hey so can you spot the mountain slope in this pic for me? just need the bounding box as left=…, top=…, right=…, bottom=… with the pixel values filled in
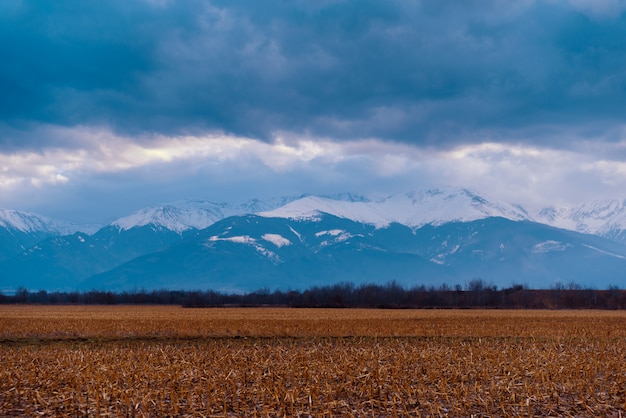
left=82, top=214, right=446, bottom=292
left=0, top=225, right=185, bottom=291
left=81, top=214, right=626, bottom=292
left=405, top=218, right=626, bottom=289
left=110, top=196, right=306, bottom=233
left=0, top=196, right=307, bottom=291
left=0, top=208, right=92, bottom=235
left=112, top=202, right=231, bottom=234
left=0, top=209, right=96, bottom=263
left=261, top=187, right=531, bottom=228
left=4, top=187, right=626, bottom=293
left=536, top=199, right=626, bottom=244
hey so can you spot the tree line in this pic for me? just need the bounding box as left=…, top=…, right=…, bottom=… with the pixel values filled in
left=2, top=280, right=626, bottom=309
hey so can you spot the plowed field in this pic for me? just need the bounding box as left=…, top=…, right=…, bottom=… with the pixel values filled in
left=1, top=306, right=625, bottom=416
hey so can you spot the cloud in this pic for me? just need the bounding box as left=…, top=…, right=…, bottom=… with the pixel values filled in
left=3, top=1, right=626, bottom=222
left=0, top=126, right=424, bottom=192
left=1, top=125, right=626, bottom=223
left=1, top=0, right=626, bottom=150
left=568, top=0, right=626, bottom=18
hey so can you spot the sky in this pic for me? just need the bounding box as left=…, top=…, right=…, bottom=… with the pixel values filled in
left=2, top=0, right=626, bottom=223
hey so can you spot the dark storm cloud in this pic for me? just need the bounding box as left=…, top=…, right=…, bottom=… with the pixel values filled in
left=2, top=0, right=626, bottom=148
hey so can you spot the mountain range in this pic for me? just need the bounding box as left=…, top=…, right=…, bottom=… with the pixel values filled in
left=2, top=186, right=626, bottom=293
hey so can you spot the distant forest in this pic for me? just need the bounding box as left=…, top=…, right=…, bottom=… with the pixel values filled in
left=2, top=280, right=626, bottom=309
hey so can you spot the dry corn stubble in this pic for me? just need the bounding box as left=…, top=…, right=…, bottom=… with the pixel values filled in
left=1, top=306, right=626, bottom=416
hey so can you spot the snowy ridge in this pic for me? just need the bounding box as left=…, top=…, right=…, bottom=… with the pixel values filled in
left=110, top=192, right=626, bottom=241
left=112, top=201, right=228, bottom=234
left=259, top=196, right=380, bottom=224
left=261, top=187, right=532, bottom=228
left=536, top=199, right=626, bottom=240
left=11, top=187, right=626, bottom=242
left=0, top=208, right=91, bottom=235
left=111, top=196, right=305, bottom=233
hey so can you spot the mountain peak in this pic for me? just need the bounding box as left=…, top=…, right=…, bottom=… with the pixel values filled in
left=0, top=208, right=89, bottom=235
left=110, top=196, right=305, bottom=234
left=111, top=201, right=227, bottom=234
left=535, top=198, right=626, bottom=236
left=261, top=187, right=532, bottom=227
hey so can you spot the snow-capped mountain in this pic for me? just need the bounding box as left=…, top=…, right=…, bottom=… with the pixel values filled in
left=82, top=214, right=445, bottom=292
left=0, top=208, right=98, bottom=264
left=261, top=187, right=532, bottom=228
left=111, top=196, right=307, bottom=234
left=101, top=189, right=626, bottom=244
left=5, top=186, right=626, bottom=293
left=0, top=208, right=93, bottom=235
left=8, top=187, right=626, bottom=242
left=81, top=214, right=626, bottom=292
left=112, top=201, right=232, bottom=234
left=536, top=199, right=626, bottom=243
